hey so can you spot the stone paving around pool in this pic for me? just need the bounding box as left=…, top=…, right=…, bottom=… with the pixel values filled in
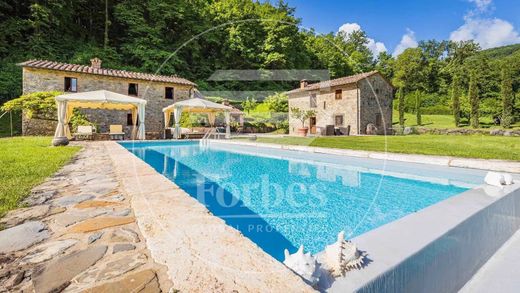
left=0, top=142, right=171, bottom=292
left=1, top=141, right=314, bottom=292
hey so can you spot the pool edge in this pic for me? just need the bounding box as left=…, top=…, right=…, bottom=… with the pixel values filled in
left=103, top=141, right=315, bottom=292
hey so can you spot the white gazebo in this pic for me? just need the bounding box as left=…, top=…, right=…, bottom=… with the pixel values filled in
left=162, top=97, right=233, bottom=139
left=53, top=90, right=147, bottom=145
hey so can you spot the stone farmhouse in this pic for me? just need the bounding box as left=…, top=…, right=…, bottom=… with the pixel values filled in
left=287, top=71, right=394, bottom=135
left=19, top=58, right=196, bottom=138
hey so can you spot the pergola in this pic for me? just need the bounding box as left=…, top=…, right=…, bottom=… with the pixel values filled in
left=53, top=90, right=147, bottom=144
left=162, top=97, right=233, bottom=139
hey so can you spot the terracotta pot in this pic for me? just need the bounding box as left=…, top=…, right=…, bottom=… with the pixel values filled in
left=297, top=127, right=309, bottom=137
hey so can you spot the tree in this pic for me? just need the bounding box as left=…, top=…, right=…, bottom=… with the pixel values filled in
left=415, top=90, right=422, bottom=126
left=375, top=52, right=395, bottom=80
left=501, top=66, right=514, bottom=128
left=290, top=107, right=316, bottom=128
left=264, top=92, right=288, bottom=113
left=451, top=73, right=462, bottom=127
left=392, top=48, right=427, bottom=92
left=397, top=88, right=405, bottom=126
left=468, top=71, right=480, bottom=128
left=241, top=97, right=258, bottom=114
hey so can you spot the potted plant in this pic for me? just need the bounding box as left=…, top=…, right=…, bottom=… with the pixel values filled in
left=290, top=107, right=316, bottom=137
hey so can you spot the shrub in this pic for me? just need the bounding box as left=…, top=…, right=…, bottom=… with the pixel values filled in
left=1, top=91, right=60, bottom=119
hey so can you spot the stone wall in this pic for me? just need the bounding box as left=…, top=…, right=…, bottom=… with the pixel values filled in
left=288, top=84, right=359, bottom=135
left=22, top=67, right=194, bottom=136
left=22, top=113, right=57, bottom=136
left=288, top=74, right=393, bottom=135
left=358, top=74, right=394, bottom=135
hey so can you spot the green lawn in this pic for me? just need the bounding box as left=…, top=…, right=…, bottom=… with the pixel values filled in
left=0, top=137, right=80, bottom=217
left=240, top=135, right=520, bottom=161
left=0, top=111, right=22, bottom=137
left=392, top=111, right=520, bottom=130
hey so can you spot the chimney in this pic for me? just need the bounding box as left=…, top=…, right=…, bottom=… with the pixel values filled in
left=300, top=79, right=308, bottom=89
left=90, top=57, right=102, bottom=69
left=222, top=99, right=230, bottom=106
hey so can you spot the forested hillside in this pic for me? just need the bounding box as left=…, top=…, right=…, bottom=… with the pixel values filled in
left=0, top=0, right=519, bottom=126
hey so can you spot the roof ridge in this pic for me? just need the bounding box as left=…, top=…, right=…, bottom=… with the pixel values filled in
left=18, top=59, right=196, bottom=86
left=287, top=70, right=385, bottom=94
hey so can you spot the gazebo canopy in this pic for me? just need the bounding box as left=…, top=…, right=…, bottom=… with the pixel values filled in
left=162, top=97, right=232, bottom=113
left=55, top=90, right=146, bottom=110
left=54, top=90, right=147, bottom=140
left=162, top=96, right=233, bottom=139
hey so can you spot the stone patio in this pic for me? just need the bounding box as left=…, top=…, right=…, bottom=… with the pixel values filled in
left=0, top=141, right=314, bottom=292
left=0, top=142, right=171, bottom=292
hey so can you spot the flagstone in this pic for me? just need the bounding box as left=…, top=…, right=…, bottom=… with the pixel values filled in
left=0, top=205, right=50, bottom=228
left=112, top=243, right=136, bottom=254
left=74, top=200, right=121, bottom=209
left=82, top=269, right=160, bottom=293
left=20, top=239, right=78, bottom=265
left=32, top=246, right=107, bottom=293
left=53, top=209, right=108, bottom=227
left=53, top=194, right=95, bottom=207
left=110, top=227, right=140, bottom=243
left=67, top=217, right=135, bottom=233
left=0, top=221, right=50, bottom=254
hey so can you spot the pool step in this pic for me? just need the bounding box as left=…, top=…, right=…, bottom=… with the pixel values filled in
left=460, top=230, right=520, bottom=293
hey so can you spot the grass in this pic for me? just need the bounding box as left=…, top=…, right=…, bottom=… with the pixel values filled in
left=0, top=137, right=80, bottom=217
left=238, top=135, right=520, bottom=161
left=0, top=111, right=22, bottom=137
left=392, top=111, right=520, bottom=130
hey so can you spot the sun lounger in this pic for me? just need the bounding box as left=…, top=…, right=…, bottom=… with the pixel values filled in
left=109, top=125, right=125, bottom=140
left=73, top=125, right=94, bottom=140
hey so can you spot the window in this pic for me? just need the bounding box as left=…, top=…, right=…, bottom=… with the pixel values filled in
left=310, top=94, right=317, bottom=108
left=375, top=113, right=382, bottom=127
left=334, top=115, right=344, bottom=126
left=323, top=101, right=326, bottom=110
left=165, top=87, right=174, bottom=100
left=64, top=77, right=77, bottom=92
left=335, top=89, right=342, bottom=100
left=127, top=113, right=139, bottom=126
left=128, top=83, right=138, bottom=96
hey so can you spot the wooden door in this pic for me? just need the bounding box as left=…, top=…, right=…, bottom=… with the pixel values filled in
left=309, top=117, right=317, bottom=134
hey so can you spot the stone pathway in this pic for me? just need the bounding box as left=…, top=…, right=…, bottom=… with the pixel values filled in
left=0, top=143, right=171, bottom=292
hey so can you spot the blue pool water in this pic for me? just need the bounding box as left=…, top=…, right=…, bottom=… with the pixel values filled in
left=120, top=141, right=474, bottom=261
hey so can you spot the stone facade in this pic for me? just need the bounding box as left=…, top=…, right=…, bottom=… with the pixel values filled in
left=289, top=74, right=394, bottom=134
left=22, top=67, right=195, bottom=137
left=288, top=73, right=393, bottom=135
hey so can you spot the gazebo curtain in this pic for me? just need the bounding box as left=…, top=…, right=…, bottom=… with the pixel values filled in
left=131, top=107, right=138, bottom=139
left=137, top=104, right=146, bottom=140
left=207, top=112, right=216, bottom=126
left=54, top=90, right=147, bottom=141
left=224, top=111, right=231, bottom=139
left=174, top=106, right=183, bottom=139
left=55, top=101, right=67, bottom=138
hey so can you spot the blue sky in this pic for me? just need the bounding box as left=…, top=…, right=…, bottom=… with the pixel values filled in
left=284, top=0, right=520, bottom=55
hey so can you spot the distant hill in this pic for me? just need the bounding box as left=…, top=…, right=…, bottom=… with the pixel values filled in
left=478, top=43, right=520, bottom=59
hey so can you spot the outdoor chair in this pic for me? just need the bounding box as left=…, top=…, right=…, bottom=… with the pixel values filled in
left=73, top=125, right=94, bottom=140
left=109, top=125, right=125, bottom=140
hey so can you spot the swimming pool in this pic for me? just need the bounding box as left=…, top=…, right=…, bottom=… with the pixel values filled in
left=120, top=140, right=482, bottom=261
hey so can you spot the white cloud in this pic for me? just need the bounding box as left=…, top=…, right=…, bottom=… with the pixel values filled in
left=338, top=22, right=387, bottom=56
left=450, top=18, right=520, bottom=49
left=467, top=0, right=493, bottom=12
left=449, top=0, right=519, bottom=49
left=392, top=29, right=418, bottom=56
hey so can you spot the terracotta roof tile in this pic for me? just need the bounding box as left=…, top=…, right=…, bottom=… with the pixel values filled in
left=287, top=71, right=386, bottom=94
left=19, top=59, right=196, bottom=86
